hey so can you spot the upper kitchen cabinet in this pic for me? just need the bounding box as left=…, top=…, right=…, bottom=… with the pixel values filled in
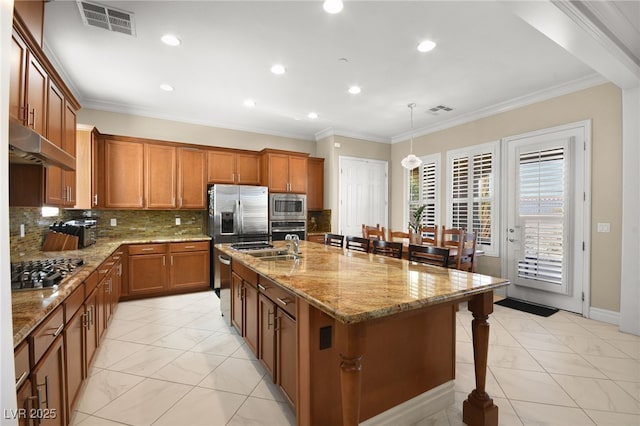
left=103, top=138, right=145, bottom=209
left=207, top=149, right=260, bottom=185
left=260, top=149, right=308, bottom=194
left=307, top=157, right=324, bottom=211
left=178, top=147, right=207, bottom=209
left=13, top=0, right=44, bottom=47
left=98, top=135, right=207, bottom=210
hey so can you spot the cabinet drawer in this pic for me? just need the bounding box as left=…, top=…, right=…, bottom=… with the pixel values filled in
left=258, top=276, right=297, bottom=318
left=97, top=260, right=116, bottom=281
left=85, top=270, right=99, bottom=295
left=14, top=341, right=29, bottom=389
left=64, top=283, right=85, bottom=323
left=31, top=305, right=64, bottom=366
left=169, top=241, right=209, bottom=253
left=232, top=261, right=258, bottom=287
left=128, top=243, right=168, bottom=256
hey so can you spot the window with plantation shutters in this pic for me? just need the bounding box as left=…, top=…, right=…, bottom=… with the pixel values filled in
left=446, top=142, right=499, bottom=256
left=408, top=154, right=440, bottom=231
left=517, top=147, right=565, bottom=284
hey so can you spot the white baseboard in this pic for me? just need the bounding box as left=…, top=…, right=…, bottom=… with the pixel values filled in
left=588, top=307, right=620, bottom=326
left=360, top=381, right=454, bottom=426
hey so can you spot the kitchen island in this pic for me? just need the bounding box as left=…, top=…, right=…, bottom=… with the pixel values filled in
left=217, top=240, right=509, bottom=426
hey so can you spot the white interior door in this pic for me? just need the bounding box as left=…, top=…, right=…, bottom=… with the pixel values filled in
left=339, top=156, right=388, bottom=237
left=504, top=123, right=589, bottom=314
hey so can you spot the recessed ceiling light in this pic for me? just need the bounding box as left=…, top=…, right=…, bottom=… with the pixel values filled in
left=244, top=99, right=256, bottom=107
left=161, top=34, right=181, bottom=46
left=348, top=86, right=361, bottom=95
left=323, top=0, right=343, bottom=14
left=417, top=40, right=437, bottom=53
left=270, top=64, right=286, bottom=75
left=159, top=83, right=174, bottom=92
left=308, top=112, right=318, bottom=119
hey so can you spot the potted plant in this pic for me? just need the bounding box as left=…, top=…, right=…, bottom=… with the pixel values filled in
left=409, top=204, right=427, bottom=243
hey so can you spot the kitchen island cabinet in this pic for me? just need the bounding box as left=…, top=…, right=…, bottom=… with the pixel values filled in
left=218, top=241, right=509, bottom=426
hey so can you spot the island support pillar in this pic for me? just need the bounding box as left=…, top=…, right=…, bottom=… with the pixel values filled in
left=463, top=291, right=498, bottom=426
left=336, top=321, right=366, bottom=426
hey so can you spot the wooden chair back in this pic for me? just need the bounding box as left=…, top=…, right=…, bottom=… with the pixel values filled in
left=388, top=229, right=410, bottom=244
left=362, top=224, right=381, bottom=239
left=324, top=233, right=345, bottom=248
left=371, top=240, right=403, bottom=259
left=417, top=225, right=439, bottom=246
left=442, top=228, right=464, bottom=267
left=367, top=227, right=386, bottom=241
left=345, top=235, right=371, bottom=253
left=456, top=231, right=477, bottom=272
left=408, top=244, right=450, bottom=267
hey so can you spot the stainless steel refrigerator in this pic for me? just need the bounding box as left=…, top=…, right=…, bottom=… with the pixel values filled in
left=208, top=184, right=269, bottom=319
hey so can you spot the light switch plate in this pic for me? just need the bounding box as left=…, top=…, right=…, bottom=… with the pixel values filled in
left=175, top=217, right=181, bottom=225
left=20, top=224, right=25, bottom=238
left=110, top=218, right=117, bottom=226
left=597, top=222, right=610, bottom=233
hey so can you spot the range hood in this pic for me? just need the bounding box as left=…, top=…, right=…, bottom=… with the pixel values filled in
left=9, top=120, right=76, bottom=171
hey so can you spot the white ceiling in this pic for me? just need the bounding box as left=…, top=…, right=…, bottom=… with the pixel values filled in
left=42, top=0, right=601, bottom=142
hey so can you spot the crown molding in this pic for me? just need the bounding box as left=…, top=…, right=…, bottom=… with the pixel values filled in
left=391, top=73, right=606, bottom=143
left=314, top=128, right=390, bottom=144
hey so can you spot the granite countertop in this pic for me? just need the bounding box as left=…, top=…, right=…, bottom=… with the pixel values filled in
left=217, top=240, right=509, bottom=325
left=12, top=235, right=210, bottom=347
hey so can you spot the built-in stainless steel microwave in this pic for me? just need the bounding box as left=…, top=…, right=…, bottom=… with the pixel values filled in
left=269, top=193, right=306, bottom=220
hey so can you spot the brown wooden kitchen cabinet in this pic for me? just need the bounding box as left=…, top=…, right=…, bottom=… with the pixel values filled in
left=168, top=241, right=210, bottom=292
left=307, top=157, right=324, bottom=210
left=207, top=149, right=260, bottom=185
left=13, top=0, right=45, bottom=47
left=260, top=150, right=308, bottom=193
left=127, top=244, right=168, bottom=296
left=84, top=272, right=100, bottom=373
left=146, top=143, right=177, bottom=209
left=231, top=262, right=259, bottom=355
left=64, top=283, right=85, bottom=418
left=258, top=294, right=276, bottom=378
left=177, top=147, right=207, bottom=209
left=104, top=138, right=145, bottom=208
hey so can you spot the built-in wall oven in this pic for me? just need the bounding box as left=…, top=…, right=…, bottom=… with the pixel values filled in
left=269, top=193, right=306, bottom=241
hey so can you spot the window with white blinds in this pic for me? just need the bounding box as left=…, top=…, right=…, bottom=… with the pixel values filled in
left=408, top=154, right=440, bottom=231
left=517, top=148, right=565, bottom=284
left=446, top=142, right=499, bottom=256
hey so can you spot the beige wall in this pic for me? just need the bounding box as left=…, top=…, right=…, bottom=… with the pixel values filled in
left=390, top=83, right=623, bottom=311
left=77, top=109, right=315, bottom=154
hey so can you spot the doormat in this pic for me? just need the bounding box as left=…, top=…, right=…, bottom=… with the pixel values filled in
left=494, top=298, right=558, bottom=317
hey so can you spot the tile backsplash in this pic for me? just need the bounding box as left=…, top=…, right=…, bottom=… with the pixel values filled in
left=9, top=208, right=205, bottom=259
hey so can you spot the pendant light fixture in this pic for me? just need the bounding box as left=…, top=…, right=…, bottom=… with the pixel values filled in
left=401, top=103, right=422, bottom=170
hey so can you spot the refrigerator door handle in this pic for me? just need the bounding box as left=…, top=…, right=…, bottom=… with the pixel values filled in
left=237, top=199, right=243, bottom=235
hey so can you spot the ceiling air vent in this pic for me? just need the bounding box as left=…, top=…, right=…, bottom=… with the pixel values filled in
left=76, top=1, right=135, bottom=36
left=428, top=105, right=454, bottom=115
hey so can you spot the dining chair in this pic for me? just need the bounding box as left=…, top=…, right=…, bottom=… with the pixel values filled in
left=417, top=225, right=439, bottom=246
left=442, top=228, right=464, bottom=268
left=387, top=228, right=411, bottom=244
left=324, top=233, right=345, bottom=248
left=456, top=231, right=477, bottom=272
left=361, top=224, right=381, bottom=239
left=367, top=227, right=386, bottom=241
left=345, top=235, right=371, bottom=253
left=408, top=244, right=450, bottom=267
left=371, top=240, right=403, bottom=259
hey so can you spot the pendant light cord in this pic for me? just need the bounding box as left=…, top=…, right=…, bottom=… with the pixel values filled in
left=408, top=103, right=416, bottom=154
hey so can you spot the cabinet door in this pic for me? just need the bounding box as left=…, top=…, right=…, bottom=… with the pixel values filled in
left=288, top=156, right=308, bottom=193
left=307, top=158, right=324, bottom=210
left=10, top=31, right=27, bottom=123
left=177, top=148, right=206, bottom=209
left=277, top=310, right=297, bottom=406
left=244, top=282, right=259, bottom=356
left=128, top=253, right=168, bottom=296
left=231, top=272, right=243, bottom=335
left=25, top=51, right=47, bottom=135
left=96, top=281, right=106, bottom=341
left=207, top=150, right=236, bottom=184
left=267, top=154, right=290, bottom=192
left=169, top=250, right=209, bottom=291
left=146, top=144, right=177, bottom=209
left=64, top=308, right=85, bottom=416
left=236, top=153, right=260, bottom=185
left=258, top=294, right=276, bottom=379
left=104, top=139, right=144, bottom=208
left=31, top=334, right=65, bottom=426
left=45, top=82, right=65, bottom=206
left=63, top=102, right=77, bottom=206
left=84, top=289, right=99, bottom=370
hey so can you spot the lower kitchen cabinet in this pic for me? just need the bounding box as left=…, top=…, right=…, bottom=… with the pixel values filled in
left=277, top=309, right=297, bottom=406
left=231, top=262, right=258, bottom=355
left=126, top=241, right=210, bottom=299
left=258, top=294, right=276, bottom=378
left=16, top=378, right=34, bottom=426
left=64, top=283, right=86, bottom=417
left=31, top=334, right=65, bottom=426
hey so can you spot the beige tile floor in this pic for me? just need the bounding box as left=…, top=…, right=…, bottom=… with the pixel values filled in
left=70, top=291, right=640, bottom=426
